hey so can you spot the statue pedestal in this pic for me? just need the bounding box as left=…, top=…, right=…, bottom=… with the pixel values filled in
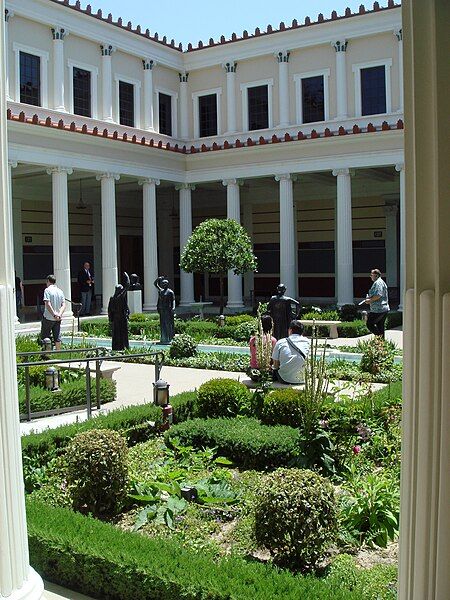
left=128, top=290, right=142, bottom=315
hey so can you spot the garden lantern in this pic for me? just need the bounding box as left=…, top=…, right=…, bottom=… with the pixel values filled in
left=45, top=366, right=59, bottom=391
left=43, top=337, right=52, bottom=352
left=361, top=310, right=368, bottom=323
left=219, top=314, right=225, bottom=327
left=153, top=379, right=170, bottom=406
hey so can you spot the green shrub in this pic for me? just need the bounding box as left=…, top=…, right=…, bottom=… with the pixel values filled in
left=66, top=429, right=128, bottom=518
left=254, top=468, right=337, bottom=570
left=214, top=324, right=240, bottom=340
left=233, top=320, right=258, bottom=342
left=171, top=391, right=198, bottom=423
left=260, top=388, right=304, bottom=427
left=337, top=320, right=370, bottom=337
left=128, top=313, right=159, bottom=322
left=166, top=417, right=301, bottom=469
left=225, top=314, right=254, bottom=326
left=360, top=338, right=395, bottom=374
left=338, top=304, right=359, bottom=322
left=184, top=320, right=217, bottom=338
left=302, top=310, right=339, bottom=321
left=197, top=378, right=252, bottom=418
left=169, top=334, right=198, bottom=359
left=80, top=318, right=111, bottom=337
left=27, top=498, right=372, bottom=600
left=325, top=554, right=397, bottom=600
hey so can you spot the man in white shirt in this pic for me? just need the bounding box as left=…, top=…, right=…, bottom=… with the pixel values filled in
left=272, top=320, right=310, bottom=384
left=40, top=274, right=66, bottom=350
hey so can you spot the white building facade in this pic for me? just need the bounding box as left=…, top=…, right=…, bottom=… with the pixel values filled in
left=5, top=0, right=405, bottom=312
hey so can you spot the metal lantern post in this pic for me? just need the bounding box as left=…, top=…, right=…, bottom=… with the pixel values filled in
left=153, top=379, right=172, bottom=429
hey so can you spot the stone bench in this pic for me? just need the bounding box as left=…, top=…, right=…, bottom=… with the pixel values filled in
left=300, top=319, right=341, bottom=339
left=242, top=378, right=305, bottom=390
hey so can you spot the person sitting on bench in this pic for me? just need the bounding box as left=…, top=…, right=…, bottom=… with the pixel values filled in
left=271, top=320, right=310, bottom=385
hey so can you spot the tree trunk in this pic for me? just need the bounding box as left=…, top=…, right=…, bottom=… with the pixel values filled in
left=219, top=274, right=224, bottom=315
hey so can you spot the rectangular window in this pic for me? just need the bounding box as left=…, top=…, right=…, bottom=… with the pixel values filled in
left=198, top=94, right=217, bottom=137
left=301, top=75, right=324, bottom=123
left=19, top=51, right=40, bottom=106
left=247, top=85, right=269, bottom=130
left=73, top=67, right=91, bottom=117
left=119, top=80, right=134, bottom=127
left=361, top=65, right=386, bottom=116
left=159, top=92, right=172, bottom=136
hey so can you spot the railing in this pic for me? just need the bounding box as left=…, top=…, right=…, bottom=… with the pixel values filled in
left=16, top=346, right=165, bottom=422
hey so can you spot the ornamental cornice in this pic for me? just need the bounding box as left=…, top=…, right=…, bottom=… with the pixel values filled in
left=332, top=168, right=350, bottom=176
left=100, top=43, right=116, bottom=56
left=96, top=172, right=120, bottom=181
left=51, top=26, right=68, bottom=40
left=223, top=61, right=237, bottom=73
left=275, top=173, right=297, bottom=182
left=179, top=72, right=189, bottom=83
left=142, top=58, right=156, bottom=70
left=138, top=178, right=160, bottom=186
left=275, top=50, right=290, bottom=63
left=332, top=39, right=348, bottom=52
left=175, top=183, right=196, bottom=191
left=46, top=166, right=73, bottom=175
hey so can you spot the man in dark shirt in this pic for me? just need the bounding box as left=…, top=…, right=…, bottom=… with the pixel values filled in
left=77, top=261, right=94, bottom=316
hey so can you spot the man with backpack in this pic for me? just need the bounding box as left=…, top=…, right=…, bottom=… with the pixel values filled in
left=271, top=320, right=310, bottom=384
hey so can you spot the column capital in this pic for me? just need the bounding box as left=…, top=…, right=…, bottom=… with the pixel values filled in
left=275, top=173, right=297, bottom=182
left=395, top=162, right=405, bottom=172
left=100, top=44, right=116, bottom=56
left=384, top=203, right=399, bottom=217
left=96, top=172, right=120, bottom=181
left=332, top=168, right=354, bottom=177
left=175, top=183, right=195, bottom=191
left=47, top=166, right=73, bottom=176
left=51, top=27, right=68, bottom=40
left=139, top=178, right=160, bottom=186
left=8, top=160, right=18, bottom=169
left=395, top=28, right=403, bottom=42
left=5, top=8, right=14, bottom=22
left=143, top=58, right=156, bottom=70
left=275, top=50, right=290, bottom=63
left=179, top=71, right=189, bottom=83
left=223, top=61, right=237, bottom=73
left=332, top=40, right=348, bottom=52
left=222, top=178, right=244, bottom=187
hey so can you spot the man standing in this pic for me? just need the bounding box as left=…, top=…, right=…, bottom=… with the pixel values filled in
left=272, top=320, right=310, bottom=385
left=78, top=261, right=94, bottom=316
left=364, top=268, right=390, bottom=337
left=40, top=274, right=66, bottom=350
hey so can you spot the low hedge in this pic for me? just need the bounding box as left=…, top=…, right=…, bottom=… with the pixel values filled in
left=26, top=499, right=372, bottom=600
left=165, top=417, right=301, bottom=469
left=18, top=378, right=116, bottom=415
left=171, top=391, right=198, bottom=423
left=337, top=320, right=370, bottom=337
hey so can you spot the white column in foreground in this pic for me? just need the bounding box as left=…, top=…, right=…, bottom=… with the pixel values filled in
left=223, top=179, right=244, bottom=309
left=276, top=174, right=297, bottom=297
left=177, top=183, right=195, bottom=305
left=143, top=58, right=155, bottom=131
left=384, top=203, right=399, bottom=289
left=243, top=202, right=254, bottom=302
left=333, top=168, right=354, bottom=306
left=92, top=203, right=103, bottom=299
left=396, top=163, right=405, bottom=310
left=47, top=166, right=73, bottom=317
left=0, top=5, right=44, bottom=594
left=140, top=178, right=160, bottom=312
left=223, top=61, right=237, bottom=134
left=51, top=27, right=67, bottom=112
left=8, top=160, right=20, bottom=324
left=276, top=51, right=290, bottom=128
left=4, top=9, right=13, bottom=101
left=100, top=44, right=115, bottom=122
left=97, top=172, right=119, bottom=313
left=179, top=72, right=189, bottom=140
left=333, top=40, right=348, bottom=120
left=395, top=29, right=404, bottom=112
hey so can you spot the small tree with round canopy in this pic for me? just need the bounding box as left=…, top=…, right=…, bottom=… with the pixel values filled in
left=180, top=218, right=257, bottom=314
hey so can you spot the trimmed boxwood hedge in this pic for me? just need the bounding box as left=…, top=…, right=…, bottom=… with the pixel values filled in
left=27, top=499, right=372, bottom=600
left=165, top=417, right=301, bottom=469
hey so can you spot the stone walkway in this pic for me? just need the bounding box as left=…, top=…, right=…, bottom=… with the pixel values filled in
left=44, top=581, right=94, bottom=600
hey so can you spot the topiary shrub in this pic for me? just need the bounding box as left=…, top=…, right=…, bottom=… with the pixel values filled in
left=260, top=388, right=304, bottom=427
left=169, top=334, right=197, bottom=359
left=65, top=429, right=128, bottom=519
left=360, top=338, right=395, bottom=375
left=254, top=468, right=337, bottom=571
left=196, top=378, right=252, bottom=418
left=339, top=304, right=359, bottom=322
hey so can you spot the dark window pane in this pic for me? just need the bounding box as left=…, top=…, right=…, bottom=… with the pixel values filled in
left=159, top=93, right=172, bottom=136
left=198, top=94, right=217, bottom=137
left=361, top=66, right=386, bottom=116
left=73, top=67, right=91, bottom=117
left=119, top=81, right=134, bottom=127
left=248, top=85, right=269, bottom=130
left=302, top=75, right=324, bottom=123
left=19, top=52, right=40, bottom=106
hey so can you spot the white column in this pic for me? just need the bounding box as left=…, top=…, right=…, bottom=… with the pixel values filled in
left=8, top=160, right=20, bottom=324
left=396, top=163, right=405, bottom=310
left=384, top=203, right=398, bottom=289
left=223, top=179, right=244, bottom=309
left=51, top=27, right=67, bottom=112
left=0, top=5, right=44, bottom=593
left=395, top=29, right=404, bottom=112
left=4, top=9, right=13, bottom=101
left=92, top=203, right=103, bottom=299
left=158, top=206, right=174, bottom=286
left=96, top=172, right=119, bottom=313
left=100, top=44, right=115, bottom=122
left=333, top=40, right=348, bottom=120
left=333, top=168, right=354, bottom=306
left=243, top=202, right=254, bottom=301
left=276, top=174, right=297, bottom=297
left=177, top=183, right=195, bottom=305
left=276, top=51, right=290, bottom=128
left=179, top=72, right=189, bottom=140
left=143, top=59, right=155, bottom=131
left=47, top=166, right=73, bottom=318
left=140, top=178, right=160, bottom=311
left=223, top=61, right=237, bottom=134
left=293, top=197, right=299, bottom=299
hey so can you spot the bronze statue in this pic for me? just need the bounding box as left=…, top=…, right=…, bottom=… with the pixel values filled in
left=154, top=276, right=176, bottom=343
left=108, top=272, right=130, bottom=350
left=268, top=283, right=300, bottom=340
left=129, top=273, right=142, bottom=290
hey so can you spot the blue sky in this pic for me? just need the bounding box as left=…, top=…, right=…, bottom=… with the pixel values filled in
left=85, top=0, right=380, bottom=47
